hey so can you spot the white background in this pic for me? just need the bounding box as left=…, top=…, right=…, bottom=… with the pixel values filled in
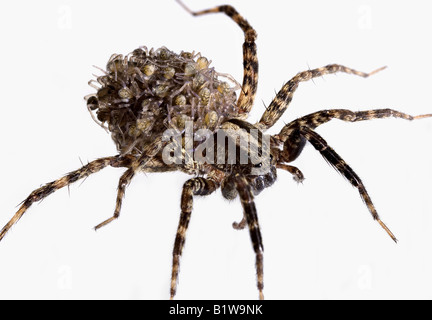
left=0, top=0, right=432, bottom=300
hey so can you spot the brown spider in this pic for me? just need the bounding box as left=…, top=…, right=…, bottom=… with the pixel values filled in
left=1, top=1, right=431, bottom=300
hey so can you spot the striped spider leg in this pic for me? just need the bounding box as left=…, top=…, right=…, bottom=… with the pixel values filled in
left=274, top=108, right=432, bottom=242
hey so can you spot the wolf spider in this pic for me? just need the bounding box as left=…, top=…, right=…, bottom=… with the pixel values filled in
left=1, top=1, right=431, bottom=299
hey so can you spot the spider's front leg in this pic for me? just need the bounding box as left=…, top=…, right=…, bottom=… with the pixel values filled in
left=233, top=175, right=264, bottom=300
left=278, top=108, right=432, bottom=139
left=275, top=108, right=432, bottom=184
left=170, top=177, right=219, bottom=299
left=222, top=174, right=264, bottom=299
left=257, top=64, right=386, bottom=131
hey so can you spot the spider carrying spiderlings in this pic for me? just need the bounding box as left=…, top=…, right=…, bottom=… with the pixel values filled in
left=1, top=1, right=431, bottom=299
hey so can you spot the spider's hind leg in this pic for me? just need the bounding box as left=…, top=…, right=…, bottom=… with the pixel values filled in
left=94, top=138, right=165, bottom=230
left=93, top=168, right=135, bottom=230
left=0, top=155, right=127, bottom=242
left=221, top=173, right=265, bottom=299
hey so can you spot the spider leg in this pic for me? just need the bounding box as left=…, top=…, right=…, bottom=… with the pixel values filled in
left=278, top=108, right=432, bottom=139
left=234, top=174, right=264, bottom=300
left=298, top=125, right=398, bottom=243
left=0, top=156, right=128, bottom=242
left=176, top=0, right=258, bottom=117
left=94, top=138, right=166, bottom=230
left=257, top=64, right=386, bottom=131
left=170, top=177, right=219, bottom=299
left=93, top=168, right=135, bottom=230
left=276, top=108, right=432, bottom=164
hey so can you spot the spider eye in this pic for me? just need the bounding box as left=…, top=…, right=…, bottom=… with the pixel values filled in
left=253, top=162, right=262, bottom=168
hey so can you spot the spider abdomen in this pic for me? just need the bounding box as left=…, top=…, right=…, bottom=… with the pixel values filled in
left=86, top=46, right=239, bottom=156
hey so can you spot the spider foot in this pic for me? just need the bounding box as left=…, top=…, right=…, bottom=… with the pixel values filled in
left=413, top=113, right=432, bottom=120
left=378, top=219, right=398, bottom=243
left=94, top=216, right=117, bottom=231
left=93, top=168, right=135, bottom=231
left=367, top=65, right=387, bottom=77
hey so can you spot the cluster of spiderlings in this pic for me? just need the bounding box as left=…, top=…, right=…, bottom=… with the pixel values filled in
left=86, top=46, right=239, bottom=155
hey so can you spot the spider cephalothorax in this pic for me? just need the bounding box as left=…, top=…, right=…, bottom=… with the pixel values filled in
left=1, top=0, right=431, bottom=300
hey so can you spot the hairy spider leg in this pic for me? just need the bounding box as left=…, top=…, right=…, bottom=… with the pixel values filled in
left=94, top=168, right=135, bottom=230
left=234, top=175, right=264, bottom=300
left=0, top=156, right=129, bottom=242
left=277, top=108, right=432, bottom=165
left=94, top=137, right=165, bottom=230
left=282, top=124, right=398, bottom=242
left=302, top=126, right=398, bottom=242
left=257, top=64, right=387, bottom=131
left=278, top=108, right=432, bottom=139
left=176, top=0, right=259, bottom=117
left=276, top=109, right=432, bottom=242
left=170, top=177, right=219, bottom=299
